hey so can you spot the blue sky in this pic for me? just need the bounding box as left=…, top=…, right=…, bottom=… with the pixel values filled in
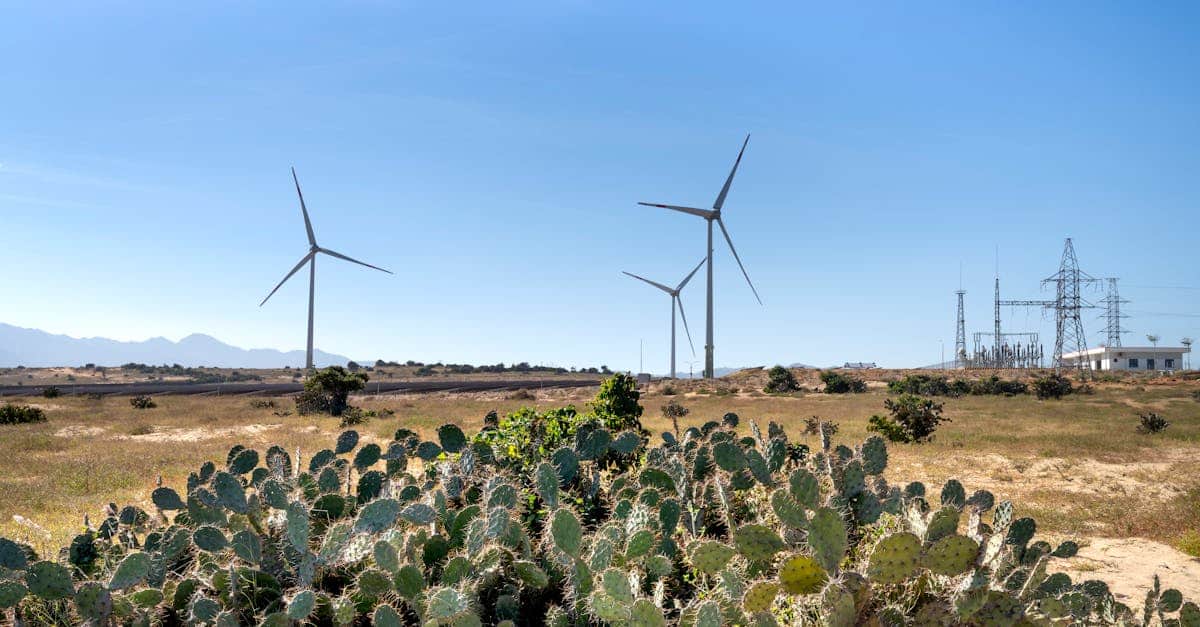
left=2, top=2, right=1198, bottom=370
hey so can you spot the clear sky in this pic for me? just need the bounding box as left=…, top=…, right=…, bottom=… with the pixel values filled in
left=2, top=2, right=1198, bottom=371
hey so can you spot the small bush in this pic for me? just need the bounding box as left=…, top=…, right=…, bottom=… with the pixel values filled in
left=129, top=395, right=156, bottom=409
left=660, top=398, right=689, bottom=436
left=42, top=385, right=61, bottom=399
left=764, top=365, right=800, bottom=394
left=1136, top=412, right=1170, bottom=435
left=339, top=407, right=369, bottom=427
left=506, top=389, right=536, bottom=401
left=969, top=375, right=1028, bottom=396
left=868, top=394, right=948, bottom=443
left=248, top=399, right=277, bottom=409
left=1033, top=373, right=1074, bottom=399
left=1191, top=389, right=1199, bottom=402
left=589, top=372, right=644, bottom=431
left=888, top=374, right=953, bottom=396
left=820, top=370, right=866, bottom=394
left=803, top=416, right=837, bottom=438
left=659, top=384, right=676, bottom=396
left=128, top=424, right=153, bottom=436
left=0, top=403, right=47, bottom=425
left=296, top=366, right=368, bottom=416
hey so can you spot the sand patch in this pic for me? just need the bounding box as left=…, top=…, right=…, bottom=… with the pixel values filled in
left=1052, top=538, right=1200, bottom=604
left=54, top=425, right=107, bottom=438
left=120, top=423, right=283, bottom=443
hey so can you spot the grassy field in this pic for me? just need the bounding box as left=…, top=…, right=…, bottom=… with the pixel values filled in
left=1, top=377, right=1198, bottom=597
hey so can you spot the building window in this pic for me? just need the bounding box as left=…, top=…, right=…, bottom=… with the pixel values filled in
left=1166, top=358, right=1175, bottom=369
left=1129, top=358, right=1139, bottom=368
left=1148, top=358, right=1156, bottom=370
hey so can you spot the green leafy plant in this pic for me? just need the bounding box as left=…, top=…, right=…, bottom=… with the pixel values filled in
left=588, top=372, right=644, bottom=431
left=295, top=366, right=368, bottom=416
left=764, top=365, right=801, bottom=394
left=1033, top=373, right=1074, bottom=400
left=41, top=386, right=61, bottom=399
left=820, top=370, right=866, bottom=394
left=128, top=395, right=156, bottom=409
left=1136, top=411, right=1170, bottom=434
left=868, top=394, right=948, bottom=443
left=0, top=403, right=47, bottom=425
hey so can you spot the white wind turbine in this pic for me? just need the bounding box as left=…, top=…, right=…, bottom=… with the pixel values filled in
left=260, top=168, right=392, bottom=371
left=639, top=135, right=761, bottom=379
left=623, top=258, right=706, bottom=379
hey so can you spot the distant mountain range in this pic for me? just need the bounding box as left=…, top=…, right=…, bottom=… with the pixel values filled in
left=0, top=323, right=349, bottom=368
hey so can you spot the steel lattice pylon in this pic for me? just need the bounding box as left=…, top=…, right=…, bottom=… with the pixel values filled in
left=1098, top=277, right=1130, bottom=348
left=1043, top=238, right=1098, bottom=370
left=955, top=289, right=967, bottom=368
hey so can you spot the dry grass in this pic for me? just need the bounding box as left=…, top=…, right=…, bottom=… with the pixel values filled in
left=1, top=381, right=1198, bottom=564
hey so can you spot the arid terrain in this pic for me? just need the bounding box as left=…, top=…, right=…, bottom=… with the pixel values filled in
left=2, top=367, right=1198, bottom=603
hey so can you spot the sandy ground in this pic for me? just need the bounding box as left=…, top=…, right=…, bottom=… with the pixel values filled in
left=1054, top=538, right=1200, bottom=604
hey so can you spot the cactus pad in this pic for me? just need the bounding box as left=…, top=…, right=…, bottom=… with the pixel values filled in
left=808, top=508, right=848, bottom=573
left=696, top=599, right=722, bottom=627
left=922, top=534, right=979, bottom=576
left=630, top=598, right=666, bottom=626
left=0, top=581, right=27, bottom=609
left=535, top=462, right=560, bottom=509
left=193, top=525, right=229, bottom=553
left=713, top=441, right=747, bottom=472
left=779, top=554, right=827, bottom=594
left=690, top=541, right=736, bottom=575
left=867, top=532, right=921, bottom=585
left=860, top=435, right=888, bottom=474
left=287, top=590, right=316, bottom=620
left=514, top=560, right=549, bottom=589
left=925, top=506, right=960, bottom=543
left=551, top=508, right=584, bottom=557
left=400, top=502, right=436, bottom=526
left=416, top=441, right=443, bottom=461
left=743, top=581, right=780, bottom=612
left=27, top=560, right=74, bottom=600
left=152, top=486, right=185, bottom=511
left=733, top=524, right=785, bottom=562
left=438, top=424, right=468, bottom=453
left=789, top=469, right=820, bottom=508
left=335, top=430, right=359, bottom=454
left=108, top=552, right=151, bottom=590
left=74, top=581, right=112, bottom=621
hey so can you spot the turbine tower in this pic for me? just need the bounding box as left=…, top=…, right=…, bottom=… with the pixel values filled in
left=623, top=259, right=705, bottom=379
left=639, top=135, right=762, bottom=379
left=260, top=168, right=392, bottom=371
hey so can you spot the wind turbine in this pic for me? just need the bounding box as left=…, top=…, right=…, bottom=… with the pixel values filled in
left=623, top=258, right=705, bottom=379
left=260, top=168, right=392, bottom=371
left=639, top=135, right=761, bottom=379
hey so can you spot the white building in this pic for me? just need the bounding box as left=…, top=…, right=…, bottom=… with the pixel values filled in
left=1061, top=346, right=1189, bottom=372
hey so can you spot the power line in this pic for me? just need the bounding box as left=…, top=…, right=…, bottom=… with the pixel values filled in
left=1126, top=311, right=1200, bottom=318
left=1124, top=285, right=1200, bottom=291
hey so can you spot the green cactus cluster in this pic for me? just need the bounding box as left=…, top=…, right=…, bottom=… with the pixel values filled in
left=0, top=384, right=1195, bottom=625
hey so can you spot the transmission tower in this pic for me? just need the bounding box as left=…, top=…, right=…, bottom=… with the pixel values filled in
left=1042, top=238, right=1099, bottom=370
left=955, top=289, right=967, bottom=368
left=1098, top=277, right=1129, bottom=347
left=1183, top=337, right=1193, bottom=370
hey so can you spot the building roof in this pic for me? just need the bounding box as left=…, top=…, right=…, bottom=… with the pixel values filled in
left=1062, top=346, right=1189, bottom=359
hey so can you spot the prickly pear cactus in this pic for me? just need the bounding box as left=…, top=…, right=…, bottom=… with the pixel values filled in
left=0, top=393, right=1191, bottom=626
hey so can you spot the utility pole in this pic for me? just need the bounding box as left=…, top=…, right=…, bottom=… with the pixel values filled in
left=1099, top=278, right=1129, bottom=347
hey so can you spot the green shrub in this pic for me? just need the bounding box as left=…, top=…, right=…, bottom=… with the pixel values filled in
left=129, top=395, right=156, bottom=409
left=588, top=372, right=643, bottom=431
left=0, top=403, right=47, bottom=425
left=969, top=375, right=1028, bottom=396
left=820, top=370, right=866, bottom=394
left=295, top=366, right=368, bottom=416
left=248, top=399, right=277, bottom=409
left=1033, top=373, right=1074, bottom=400
left=1193, top=389, right=1200, bottom=402
left=887, top=374, right=952, bottom=396
left=661, top=398, right=689, bottom=436
left=764, top=365, right=801, bottom=393
left=1136, top=412, right=1170, bottom=434
left=868, top=394, right=948, bottom=443
left=41, top=385, right=61, bottom=399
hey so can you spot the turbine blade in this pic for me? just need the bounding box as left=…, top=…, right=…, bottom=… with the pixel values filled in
left=319, top=247, right=393, bottom=274
left=260, top=251, right=315, bottom=306
left=677, top=257, right=706, bottom=291
left=622, top=271, right=673, bottom=294
left=713, top=134, right=750, bottom=211
left=718, top=217, right=762, bottom=305
left=291, top=167, right=317, bottom=247
left=676, top=294, right=696, bottom=357
left=638, top=202, right=716, bottom=219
